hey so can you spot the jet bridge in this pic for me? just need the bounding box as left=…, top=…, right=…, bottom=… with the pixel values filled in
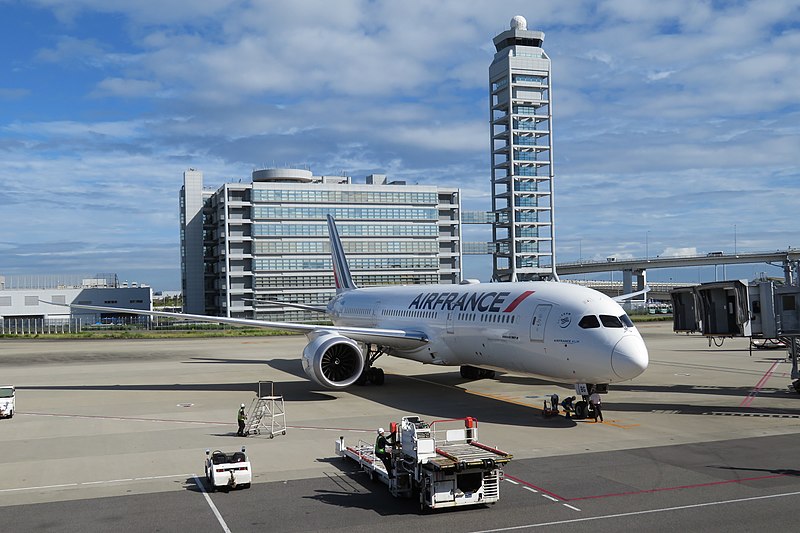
left=672, top=280, right=800, bottom=393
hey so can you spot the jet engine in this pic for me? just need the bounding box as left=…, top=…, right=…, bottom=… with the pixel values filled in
left=301, top=333, right=365, bottom=389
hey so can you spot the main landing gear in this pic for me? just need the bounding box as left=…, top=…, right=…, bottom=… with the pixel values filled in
left=460, top=365, right=496, bottom=380
left=357, top=345, right=387, bottom=386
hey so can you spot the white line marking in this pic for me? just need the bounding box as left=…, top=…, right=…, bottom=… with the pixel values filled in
left=193, top=475, right=232, bottom=533
left=523, top=486, right=539, bottom=493
left=563, top=504, right=581, bottom=512
left=0, top=474, right=192, bottom=493
left=133, top=474, right=192, bottom=481
left=0, top=483, right=78, bottom=493
left=468, top=490, right=800, bottom=532
left=506, top=479, right=519, bottom=485
left=542, top=494, right=559, bottom=502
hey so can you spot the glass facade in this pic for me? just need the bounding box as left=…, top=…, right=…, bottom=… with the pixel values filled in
left=252, top=206, right=437, bottom=221
left=183, top=169, right=461, bottom=320
left=252, top=189, right=437, bottom=205
left=253, top=240, right=438, bottom=255
left=253, top=223, right=439, bottom=237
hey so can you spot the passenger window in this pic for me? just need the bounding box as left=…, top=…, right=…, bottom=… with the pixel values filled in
left=619, top=314, right=634, bottom=328
left=578, top=315, right=600, bottom=329
left=600, top=315, right=623, bottom=328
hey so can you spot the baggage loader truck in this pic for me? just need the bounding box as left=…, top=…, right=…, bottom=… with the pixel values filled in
left=336, top=416, right=512, bottom=511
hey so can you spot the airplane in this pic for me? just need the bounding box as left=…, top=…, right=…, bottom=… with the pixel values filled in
left=57, top=216, right=649, bottom=411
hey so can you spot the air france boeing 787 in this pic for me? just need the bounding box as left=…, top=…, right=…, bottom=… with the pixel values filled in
left=63, top=216, right=649, bottom=400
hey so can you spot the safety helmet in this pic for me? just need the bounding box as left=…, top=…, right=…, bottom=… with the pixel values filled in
left=241, top=403, right=245, bottom=408
left=378, top=427, right=385, bottom=434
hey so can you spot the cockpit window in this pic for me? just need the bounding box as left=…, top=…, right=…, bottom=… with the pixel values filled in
left=578, top=315, right=601, bottom=329
left=619, top=314, right=634, bottom=328
left=600, top=315, right=624, bottom=328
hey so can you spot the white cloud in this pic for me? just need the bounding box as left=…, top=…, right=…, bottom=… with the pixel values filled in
left=2, top=0, right=799, bottom=288
left=92, top=77, right=163, bottom=98
left=661, top=247, right=699, bottom=258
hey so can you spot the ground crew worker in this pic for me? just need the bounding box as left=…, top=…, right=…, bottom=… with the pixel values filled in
left=374, top=428, right=394, bottom=478
left=550, top=393, right=559, bottom=414
left=237, top=403, right=247, bottom=436
left=589, top=390, right=603, bottom=423
left=561, top=396, right=575, bottom=418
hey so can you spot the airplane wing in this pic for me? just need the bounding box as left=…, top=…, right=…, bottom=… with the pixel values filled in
left=44, top=302, right=428, bottom=349
left=613, top=285, right=651, bottom=303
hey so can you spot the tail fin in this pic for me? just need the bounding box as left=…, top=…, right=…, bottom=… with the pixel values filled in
left=327, top=215, right=357, bottom=293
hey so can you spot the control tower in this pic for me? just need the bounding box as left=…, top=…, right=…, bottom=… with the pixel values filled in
left=489, top=16, right=556, bottom=282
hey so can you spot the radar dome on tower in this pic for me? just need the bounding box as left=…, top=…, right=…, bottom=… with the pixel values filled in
left=510, top=15, right=527, bottom=30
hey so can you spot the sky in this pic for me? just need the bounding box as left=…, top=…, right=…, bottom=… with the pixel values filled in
left=1, top=0, right=799, bottom=291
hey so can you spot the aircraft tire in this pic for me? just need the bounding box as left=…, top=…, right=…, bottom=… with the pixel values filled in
left=460, top=366, right=480, bottom=380
left=793, top=380, right=800, bottom=394
left=574, top=401, right=589, bottom=419
left=372, top=368, right=385, bottom=385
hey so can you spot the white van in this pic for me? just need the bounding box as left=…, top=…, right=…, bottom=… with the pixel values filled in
left=0, top=386, right=15, bottom=418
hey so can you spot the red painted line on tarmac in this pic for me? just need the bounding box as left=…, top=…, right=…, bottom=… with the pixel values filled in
left=504, top=474, right=567, bottom=501
left=566, top=473, right=789, bottom=502
left=740, top=360, right=780, bottom=408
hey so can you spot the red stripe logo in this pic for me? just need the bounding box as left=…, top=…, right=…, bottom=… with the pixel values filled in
left=503, top=290, right=535, bottom=312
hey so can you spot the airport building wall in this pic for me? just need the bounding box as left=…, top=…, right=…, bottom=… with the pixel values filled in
left=180, top=169, right=462, bottom=321
left=0, top=283, right=152, bottom=324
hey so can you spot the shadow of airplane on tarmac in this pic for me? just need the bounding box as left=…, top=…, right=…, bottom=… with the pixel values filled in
left=711, top=465, right=800, bottom=477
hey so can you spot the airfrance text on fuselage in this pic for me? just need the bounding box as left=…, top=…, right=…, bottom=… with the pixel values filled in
left=407, top=290, right=533, bottom=313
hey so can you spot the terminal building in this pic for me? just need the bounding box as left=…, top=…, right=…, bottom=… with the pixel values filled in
left=180, top=168, right=462, bottom=320
left=0, top=274, right=152, bottom=331
left=489, top=15, right=556, bottom=282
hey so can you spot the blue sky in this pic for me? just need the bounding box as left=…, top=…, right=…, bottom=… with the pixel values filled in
left=1, top=0, right=799, bottom=291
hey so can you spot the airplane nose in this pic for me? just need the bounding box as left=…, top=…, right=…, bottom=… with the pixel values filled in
left=611, top=335, right=649, bottom=380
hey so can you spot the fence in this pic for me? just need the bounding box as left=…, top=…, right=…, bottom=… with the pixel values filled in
left=1, top=318, right=84, bottom=335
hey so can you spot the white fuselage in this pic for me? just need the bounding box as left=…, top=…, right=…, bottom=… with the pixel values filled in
left=328, top=281, right=648, bottom=384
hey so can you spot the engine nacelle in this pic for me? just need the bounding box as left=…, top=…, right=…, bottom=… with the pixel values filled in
left=301, top=333, right=365, bottom=389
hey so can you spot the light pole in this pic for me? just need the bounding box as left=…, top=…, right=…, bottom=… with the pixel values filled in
left=734, top=224, right=737, bottom=255
left=646, top=231, right=650, bottom=260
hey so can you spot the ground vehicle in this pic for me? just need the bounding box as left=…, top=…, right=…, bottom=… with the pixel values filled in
left=204, top=447, right=252, bottom=491
left=337, top=416, right=512, bottom=511
left=0, top=386, right=14, bottom=419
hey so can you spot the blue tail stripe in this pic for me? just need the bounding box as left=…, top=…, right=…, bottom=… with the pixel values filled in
left=327, top=215, right=356, bottom=293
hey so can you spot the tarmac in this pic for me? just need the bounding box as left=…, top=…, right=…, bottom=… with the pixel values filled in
left=1, top=322, right=800, bottom=531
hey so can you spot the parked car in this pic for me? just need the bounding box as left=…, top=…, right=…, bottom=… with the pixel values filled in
left=0, top=385, right=15, bottom=419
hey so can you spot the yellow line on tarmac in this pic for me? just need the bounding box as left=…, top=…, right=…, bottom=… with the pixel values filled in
left=465, top=389, right=543, bottom=411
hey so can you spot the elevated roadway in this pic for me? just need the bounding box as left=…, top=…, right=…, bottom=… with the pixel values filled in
left=557, top=249, right=800, bottom=276
left=557, top=249, right=800, bottom=299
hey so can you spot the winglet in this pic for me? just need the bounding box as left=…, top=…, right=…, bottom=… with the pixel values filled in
left=327, top=215, right=357, bottom=293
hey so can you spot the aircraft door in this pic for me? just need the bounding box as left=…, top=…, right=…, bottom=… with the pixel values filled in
left=530, top=304, right=552, bottom=342
left=447, top=312, right=454, bottom=334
